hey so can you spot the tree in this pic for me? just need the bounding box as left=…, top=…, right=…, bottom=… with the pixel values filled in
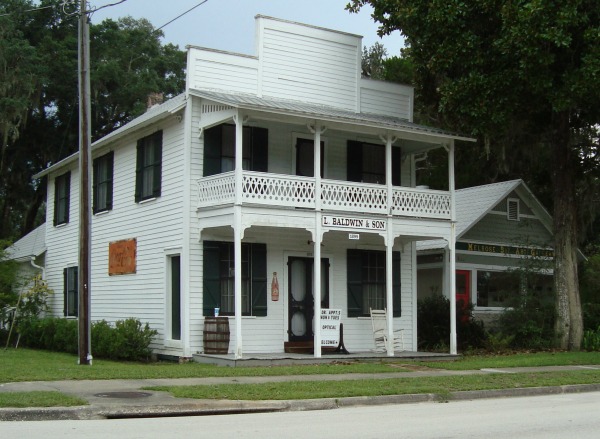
left=349, top=0, right=600, bottom=349
left=0, top=0, right=186, bottom=240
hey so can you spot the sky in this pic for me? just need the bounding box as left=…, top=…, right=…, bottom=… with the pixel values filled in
left=89, top=0, right=404, bottom=56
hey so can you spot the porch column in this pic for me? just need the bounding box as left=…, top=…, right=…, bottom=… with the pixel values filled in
left=313, top=121, right=323, bottom=358
left=234, top=112, right=244, bottom=358
left=448, top=140, right=457, bottom=355
left=385, top=225, right=394, bottom=357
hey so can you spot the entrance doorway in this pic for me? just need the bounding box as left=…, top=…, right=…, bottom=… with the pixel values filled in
left=287, top=257, right=329, bottom=342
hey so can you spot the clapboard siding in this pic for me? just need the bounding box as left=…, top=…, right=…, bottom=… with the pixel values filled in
left=465, top=214, right=552, bottom=247
left=360, top=79, right=413, bottom=120
left=189, top=48, right=258, bottom=94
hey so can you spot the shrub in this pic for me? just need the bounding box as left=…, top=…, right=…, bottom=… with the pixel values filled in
left=417, top=295, right=487, bottom=352
left=583, top=303, right=600, bottom=332
left=582, top=327, right=600, bottom=351
left=18, top=317, right=157, bottom=361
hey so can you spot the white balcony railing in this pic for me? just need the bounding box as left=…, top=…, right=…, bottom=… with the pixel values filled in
left=197, top=171, right=451, bottom=219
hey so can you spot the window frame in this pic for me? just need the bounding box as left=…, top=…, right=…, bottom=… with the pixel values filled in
left=135, top=131, right=162, bottom=203
left=63, top=266, right=78, bottom=318
left=53, top=171, right=71, bottom=226
left=93, top=151, right=114, bottom=213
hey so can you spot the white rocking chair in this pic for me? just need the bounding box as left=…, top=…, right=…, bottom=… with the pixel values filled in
left=370, top=308, right=404, bottom=353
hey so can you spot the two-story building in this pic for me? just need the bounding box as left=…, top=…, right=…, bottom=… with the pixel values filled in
left=33, top=16, right=472, bottom=360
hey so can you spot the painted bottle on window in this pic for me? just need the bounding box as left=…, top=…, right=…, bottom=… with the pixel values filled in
left=271, top=272, right=279, bottom=301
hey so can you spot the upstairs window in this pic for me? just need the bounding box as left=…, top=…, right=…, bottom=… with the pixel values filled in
left=93, top=151, right=114, bottom=213
left=347, top=141, right=401, bottom=185
left=135, top=131, right=162, bottom=202
left=53, top=172, right=71, bottom=226
left=507, top=198, right=520, bottom=221
left=203, top=124, right=268, bottom=176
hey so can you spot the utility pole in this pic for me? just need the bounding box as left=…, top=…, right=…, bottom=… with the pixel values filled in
left=78, top=0, right=92, bottom=365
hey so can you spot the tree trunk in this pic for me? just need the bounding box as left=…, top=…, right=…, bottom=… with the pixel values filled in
left=552, top=111, right=583, bottom=350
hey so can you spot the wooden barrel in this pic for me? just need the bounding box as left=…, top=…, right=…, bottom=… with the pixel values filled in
left=203, top=317, right=230, bottom=354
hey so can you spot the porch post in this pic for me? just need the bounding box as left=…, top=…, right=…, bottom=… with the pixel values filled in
left=385, top=226, right=394, bottom=357
left=448, top=140, right=457, bottom=355
left=313, top=121, right=323, bottom=358
left=385, top=134, right=395, bottom=356
left=234, top=112, right=243, bottom=359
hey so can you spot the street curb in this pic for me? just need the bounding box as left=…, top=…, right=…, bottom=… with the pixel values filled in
left=1, top=384, right=599, bottom=421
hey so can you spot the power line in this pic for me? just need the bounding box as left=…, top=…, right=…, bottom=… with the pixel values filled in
left=0, top=5, right=53, bottom=17
left=156, top=0, right=208, bottom=31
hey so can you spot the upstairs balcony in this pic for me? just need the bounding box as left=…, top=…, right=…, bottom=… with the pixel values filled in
left=197, top=171, right=451, bottom=220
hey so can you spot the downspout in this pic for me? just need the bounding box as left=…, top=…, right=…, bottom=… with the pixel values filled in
left=30, top=256, right=45, bottom=279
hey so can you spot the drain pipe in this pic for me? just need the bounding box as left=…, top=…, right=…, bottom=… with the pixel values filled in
left=30, top=256, right=45, bottom=279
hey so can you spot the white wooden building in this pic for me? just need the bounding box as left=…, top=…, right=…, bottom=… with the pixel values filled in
left=32, top=16, right=472, bottom=359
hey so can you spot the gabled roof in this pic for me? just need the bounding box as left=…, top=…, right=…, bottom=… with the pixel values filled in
left=191, top=89, right=474, bottom=144
left=417, top=180, right=553, bottom=251
left=5, top=223, right=46, bottom=262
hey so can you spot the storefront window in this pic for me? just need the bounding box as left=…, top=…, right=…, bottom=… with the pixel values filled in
left=476, top=270, right=520, bottom=308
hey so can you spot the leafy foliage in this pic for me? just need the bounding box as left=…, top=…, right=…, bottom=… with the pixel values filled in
left=582, top=327, right=600, bottom=351
left=417, top=295, right=486, bottom=351
left=18, top=317, right=158, bottom=361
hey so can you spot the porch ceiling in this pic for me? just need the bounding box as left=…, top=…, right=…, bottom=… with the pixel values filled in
left=191, top=89, right=475, bottom=148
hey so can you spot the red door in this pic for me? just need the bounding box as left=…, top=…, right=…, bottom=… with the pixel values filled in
left=455, top=270, right=471, bottom=311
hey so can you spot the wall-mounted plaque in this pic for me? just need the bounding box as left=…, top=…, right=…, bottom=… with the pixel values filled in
left=109, top=238, right=137, bottom=275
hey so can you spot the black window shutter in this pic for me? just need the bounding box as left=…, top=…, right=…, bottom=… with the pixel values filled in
left=204, top=125, right=222, bottom=176
left=392, top=147, right=402, bottom=186
left=251, top=127, right=268, bottom=172
left=64, top=172, right=70, bottom=224
left=135, top=140, right=143, bottom=202
left=73, top=266, right=78, bottom=317
left=92, top=157, right=99, bottom=213
left=392, top=251, right=401, bottom=317
left=347, top=141, right=363, bottom=182
left=251, top=243, right=267, bottom=316
left=63, top=268, right=68, bottom=316
left=347, top=249, right=363, bottom=317
left=152, top=131, right=162, bottom=198
left=106, top=151, right=114, bottom=210
left=203, top=241, right=221, bottom=316
left=53, top=177, right=59, bottom=226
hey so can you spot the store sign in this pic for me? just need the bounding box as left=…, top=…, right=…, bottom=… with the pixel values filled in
left=109, top=238, right=137, bottom=275
left=320, top=308, right=342, bottom=347
left=457, top=241, right=554, bottom=258
left=322, top=215, right=386, bottom=231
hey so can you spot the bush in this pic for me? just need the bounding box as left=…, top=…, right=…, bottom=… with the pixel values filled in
left=18, top=317, right=157, bottom=361
left=582, top=327, right=600, bottom=351
left=417, top=295, right=487, bottom=352
left=583, top=303, right=600, bottom=331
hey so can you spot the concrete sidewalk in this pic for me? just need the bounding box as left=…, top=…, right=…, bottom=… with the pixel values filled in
left=1, top=365, right=599, bottom=421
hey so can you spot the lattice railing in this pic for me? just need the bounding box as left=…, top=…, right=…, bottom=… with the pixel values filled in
left=197, top=172, right=236, bottom=207
left=321, top=180, right=388, bottom=215
left=241, top=172, right=315, bottom=208
left=197, top=172, right=451, bottom=220
left=391, top=187, right=451, bottom=218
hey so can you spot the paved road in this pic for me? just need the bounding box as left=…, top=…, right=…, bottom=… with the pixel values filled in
left=1, top=392, right=598, bottom=439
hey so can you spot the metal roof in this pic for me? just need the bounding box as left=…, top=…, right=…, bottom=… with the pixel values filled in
left=191, top=89, right=474, bottom=142
left=6, top=223, right=46, bottom=262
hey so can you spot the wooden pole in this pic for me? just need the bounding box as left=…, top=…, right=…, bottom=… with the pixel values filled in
left=78, top=0, right=92, bottom=365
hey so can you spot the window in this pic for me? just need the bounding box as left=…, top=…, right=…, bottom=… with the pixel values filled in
left=63, top=266, right=78, bottom=317
left=347, top=141, right=401, bottom=185
left=168, top=255, right=181, bottom=341
left=507, top=198, right=520, bottom=221
left=135, top=131, right=162, bottom=202
left=347, top=249, right=401, bottom=317
left=93, top=151, right=114, bottom=213
left=53, top=172, right=71, bottom=226
left=203, top=124, right=268, bottom=176
left=203, top=241, right=267, bottom=316
left=476, top=270, right=520, bottom=308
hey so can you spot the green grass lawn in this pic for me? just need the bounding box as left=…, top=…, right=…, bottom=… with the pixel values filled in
left=0, top=391, right=87, bottom=408
left=1, top=348, right=599, bottom=383
left=146, top=370, right=600, bottom=401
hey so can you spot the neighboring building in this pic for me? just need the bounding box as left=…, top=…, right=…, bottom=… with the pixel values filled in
left=4, top=223, right=46, bottom=284
left=417, top=180, right=554, bottom=326
left=32, top=16, right=471, bottom=359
